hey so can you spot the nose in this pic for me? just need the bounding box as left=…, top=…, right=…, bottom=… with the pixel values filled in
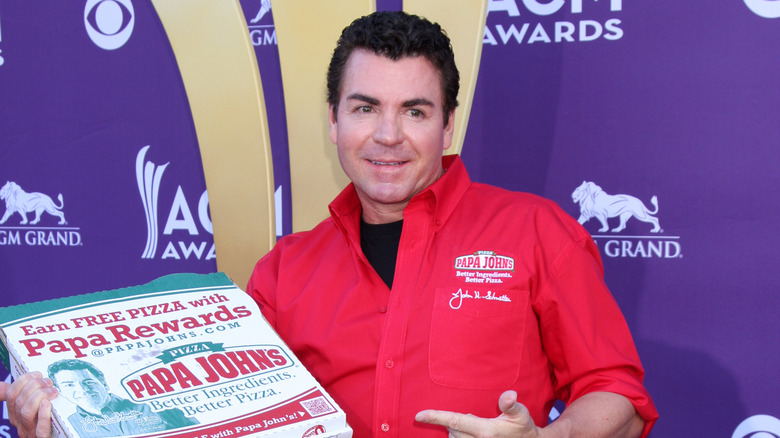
left=72, top=383, right=89, bottom=396
left=372, top=112, right=404, bottom=146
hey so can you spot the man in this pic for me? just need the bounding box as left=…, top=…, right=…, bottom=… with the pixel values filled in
left=247, top=11, right=657, bottom=438
left=1, top=11, right=657, bottom=438
left=0, top=359, right=197, bottom=438
left=48, top=359, right=196, bottom=437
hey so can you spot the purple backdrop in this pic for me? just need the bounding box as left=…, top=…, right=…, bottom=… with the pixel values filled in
left=1, top=4, right=217, bottom=436
left=463, top=1, right=780, bottom=436
left=0, top=2, right=216, bottom=303
left=2, top=1, right=779, bottom=437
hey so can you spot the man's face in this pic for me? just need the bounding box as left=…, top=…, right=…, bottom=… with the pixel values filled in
left=54, top=368, right=110, bottom=414
left=329, top=49, right=454, bottom=223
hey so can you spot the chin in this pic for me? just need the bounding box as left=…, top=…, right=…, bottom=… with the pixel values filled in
left=370, top=191, right=413, bottom=205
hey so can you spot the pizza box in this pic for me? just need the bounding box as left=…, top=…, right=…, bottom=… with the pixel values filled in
left=0, top=272, right=352, bottom=438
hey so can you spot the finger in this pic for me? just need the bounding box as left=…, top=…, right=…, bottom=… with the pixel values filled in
left=416, top=410, right=483, bottom=434
left=17, top=381, right=58, bottom=434
left=0, top=381, right=8, bottom=401
left=7, top=372, right=43, bottom=426
left=36, top=398, right=54, bottom=438
left=13, top=374, right=45, bottom=424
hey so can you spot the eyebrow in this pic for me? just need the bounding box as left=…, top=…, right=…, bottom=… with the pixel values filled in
left=346, top=93, right=380, bottom=106
left=345, top=94, right=435, bottom=108
left=402, top=98, right=435, bottom=108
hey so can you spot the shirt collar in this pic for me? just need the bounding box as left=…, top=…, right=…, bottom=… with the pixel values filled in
left=419, top=154, right=470, bottom=229
left=74, top=393, right=127, bottom=418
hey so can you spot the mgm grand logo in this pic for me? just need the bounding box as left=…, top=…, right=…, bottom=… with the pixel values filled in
left=0, top=181, right=82, bottom=247
left=571, top=181, right=681, bottom=259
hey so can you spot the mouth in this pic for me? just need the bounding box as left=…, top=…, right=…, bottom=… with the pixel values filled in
left=369, top=160, right=406, bottom=166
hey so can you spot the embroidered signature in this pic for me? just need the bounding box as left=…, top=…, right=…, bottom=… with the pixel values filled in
left=449, top=288, right=511, bottom=310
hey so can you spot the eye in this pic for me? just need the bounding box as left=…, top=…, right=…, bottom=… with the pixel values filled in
left=356, top=106, right=373, bottom=114
left=408, top=109, right=424, bottom=118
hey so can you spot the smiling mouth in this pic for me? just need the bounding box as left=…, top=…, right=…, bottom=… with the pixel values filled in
left=369, top=160, right=405, bottom=166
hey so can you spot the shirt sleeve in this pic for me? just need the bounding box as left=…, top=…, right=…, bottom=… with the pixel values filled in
left=533, top=236, right=658, bottom=436
left=246, top=242, right=283, bottom=330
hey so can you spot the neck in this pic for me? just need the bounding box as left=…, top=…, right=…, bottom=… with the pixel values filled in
left=80, top=402, right=108, bottom=415
left=361, top=203, right=406, bottom=224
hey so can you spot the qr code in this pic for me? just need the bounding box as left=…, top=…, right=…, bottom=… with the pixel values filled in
left=300, top=396, right=336, bottom=417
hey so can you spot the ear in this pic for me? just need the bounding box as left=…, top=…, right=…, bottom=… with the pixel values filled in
left=442, top=110, right=455, bottom=152
left=328, top=103, right=338, bottom=145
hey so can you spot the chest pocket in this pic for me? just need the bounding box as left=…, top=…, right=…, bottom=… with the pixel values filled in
left=429, top=286, right=529, bottom=390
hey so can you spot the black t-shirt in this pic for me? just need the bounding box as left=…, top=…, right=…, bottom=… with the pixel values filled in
left=360, top=219, right=403, bottom=289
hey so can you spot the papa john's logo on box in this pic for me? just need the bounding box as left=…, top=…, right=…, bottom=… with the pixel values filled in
left=571, top=181, right=682, bottom=259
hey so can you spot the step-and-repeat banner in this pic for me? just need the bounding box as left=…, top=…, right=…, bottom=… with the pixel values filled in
left=1, top=1, right=778, bottom=437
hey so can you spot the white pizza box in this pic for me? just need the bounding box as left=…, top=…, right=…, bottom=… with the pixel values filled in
left=0, top=272, right=352, bottom=438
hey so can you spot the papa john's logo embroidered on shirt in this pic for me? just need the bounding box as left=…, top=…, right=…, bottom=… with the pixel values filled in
left=454, top=251, right=515, bottom=284
left=455, top=251, right=514, bottom=271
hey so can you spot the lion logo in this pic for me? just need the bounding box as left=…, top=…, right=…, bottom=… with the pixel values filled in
left=249, top=0, right=272, bottom=23
left=572, top=181, right=661, bottom=233
left=0, top=181, right=67, bottom=225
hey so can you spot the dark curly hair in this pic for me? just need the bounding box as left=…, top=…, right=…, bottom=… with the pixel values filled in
left=327, top=11, right=459, bottom=126
left=48, top=359, right=108, bottom=388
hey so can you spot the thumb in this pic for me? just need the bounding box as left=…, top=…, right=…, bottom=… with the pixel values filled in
left=37, top=398, right=54, bottom=438
left=0, top=381, right=8, bottom=401
left=497, top=390, right=540, bottom=435
left=498, top=390, right=524, bottom=418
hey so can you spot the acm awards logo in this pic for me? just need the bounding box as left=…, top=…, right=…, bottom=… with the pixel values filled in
left=136, top=146, right=215, bottom=262
left=484, top=0, right=625, bottom=45
left=247, top=0, right=277, bottom=47
left=0, top=181, right=83, bottom=248
left=484, top=0, right=779, bottom=47
left=571, top=181, right=682, bottom=259
left=84, top=0, right=135, bottom=50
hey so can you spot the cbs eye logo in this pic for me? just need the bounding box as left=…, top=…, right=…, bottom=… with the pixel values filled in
left=744, top=0, right=780, bottom=18
left=84, top=0, right=135, bottom=50
left=733, top=415, right=780, bottom=438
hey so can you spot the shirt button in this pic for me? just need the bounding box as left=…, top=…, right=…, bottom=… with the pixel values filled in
left=381, top=423, right=390, bottom=432
left=378, top=305, right=387, bottom=313
left=385, top=359, right=394, bottom=369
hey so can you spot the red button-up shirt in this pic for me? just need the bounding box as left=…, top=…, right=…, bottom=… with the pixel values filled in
left=248, top=155, right=657, bottom=437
